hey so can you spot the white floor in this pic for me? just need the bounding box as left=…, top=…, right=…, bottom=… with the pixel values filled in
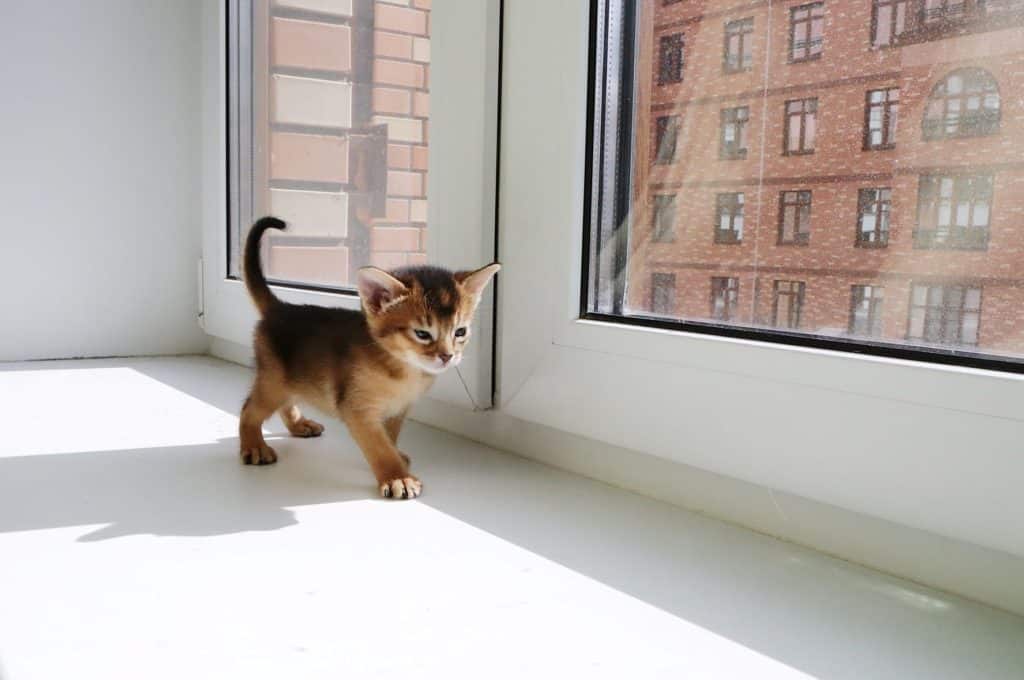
left=0, top=357, right=1021, bottom=679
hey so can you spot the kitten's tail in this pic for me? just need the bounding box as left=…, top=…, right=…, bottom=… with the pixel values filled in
left=244, top=216, right=286, bottom=316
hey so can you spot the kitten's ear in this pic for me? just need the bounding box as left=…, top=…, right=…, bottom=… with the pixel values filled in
left=456, top=262, right=501, bottom=299
left=357, top=267, right=409, bottom=314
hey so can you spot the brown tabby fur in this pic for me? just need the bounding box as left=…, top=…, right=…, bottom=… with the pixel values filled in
left=239, top=217, right=499, bottom=499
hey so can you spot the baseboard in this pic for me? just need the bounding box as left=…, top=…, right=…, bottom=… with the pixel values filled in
left=208, top=337, right=1024, bottom=616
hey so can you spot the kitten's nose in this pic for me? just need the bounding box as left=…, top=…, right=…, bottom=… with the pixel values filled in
left=439, top=353, right=453, bottom=365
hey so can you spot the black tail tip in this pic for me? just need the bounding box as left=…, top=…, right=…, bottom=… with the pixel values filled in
left=253, top=216, right=287, bottom=232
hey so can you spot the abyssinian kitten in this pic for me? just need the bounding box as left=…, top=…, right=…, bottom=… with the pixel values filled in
left=239, top=216, right=500, bottom=500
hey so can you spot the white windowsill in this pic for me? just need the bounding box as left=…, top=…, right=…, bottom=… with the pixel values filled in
left=0, top=355, right=1022, bottom=678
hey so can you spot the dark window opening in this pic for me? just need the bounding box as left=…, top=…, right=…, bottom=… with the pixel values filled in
left=915, top=174, right=992, bottom=250
left=785, top=98, right=817, bottom=155
left=651, top=273, right=677, bottom=315
left=653, top=194, right=677, bottom=243
left=923, top=68, right=1000, bottom=140
left=724, top=18, right=754, bottom=72
left=850, top=285, right=885, bottom=336
left=711, top=277, right=740, bottom=321
left=857, top=188, right=892, bottom=247
left=715, top=193, right=744, bottom=244
left=865, top=88, right=899, bottom=149
left=658, top=33, right=685, bottom=84
left=779, top=190, right=812, bottom=245
left=773, top=280, right=806, bottom=329
left=908, top=284, right=982, bottom=346
left=790, top=2, right=824, bottom=62
left=720, top=106, right=749, bottom=159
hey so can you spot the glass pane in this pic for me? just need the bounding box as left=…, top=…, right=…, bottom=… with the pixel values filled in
left=230, top=0, right=431, bottom=289
left=586, top=0, right=1024, bottom=365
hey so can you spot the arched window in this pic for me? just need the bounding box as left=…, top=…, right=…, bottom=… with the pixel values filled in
left=923, top=68, right=1000, bottom=140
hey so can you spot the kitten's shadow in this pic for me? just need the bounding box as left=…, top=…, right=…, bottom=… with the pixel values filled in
left=0, top=434, right=373, bottom=542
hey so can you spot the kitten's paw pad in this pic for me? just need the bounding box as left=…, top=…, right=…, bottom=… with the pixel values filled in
left=289, top=419, right=324, bottom=438
left=380, top=477, right=421, bottom=500
left=241, top=444, right=278, bottom=465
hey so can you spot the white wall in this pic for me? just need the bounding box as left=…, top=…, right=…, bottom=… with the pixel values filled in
left=0, top=0, right=207, bottom=360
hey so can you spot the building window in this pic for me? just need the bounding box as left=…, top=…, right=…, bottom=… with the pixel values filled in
left=723, top=18, right=754, bottom=72
left=654, top=115, right=679, bottom=164
left=715, top=193, right=744, bottom=244
left=856, top=188, right=892, bottom=247
left=923, top=69, right=1000, bottom=140
left=653, top=195, right=677, bottom=243
left=784, top=98, right=817, bottom=155
left=710, top=277, right=739, bottom=321
left=864, top=88, right=899, bottom=149
left=658, top=33, right=685, bottom=85
left=908, top=284, right=982, bottom=346
left=872, top=0, right=909, bottom=46
left=772, top=281, right=806, bottom=329
left=980, top=0, right=1024, bottom=16
left=651, top=273, right=677, bottom=315
left=779, top=190, right=812, bottom=245
left=789, top=2, right=824, bottom=62
left=720, top=106, right=750, bottom=159
left=922, top=0, right=968, bottom=23
left=915, top=175, right=992, bottom=250
left=850, top=285, right=885, bottom=337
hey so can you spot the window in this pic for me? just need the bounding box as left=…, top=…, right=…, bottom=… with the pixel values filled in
left=227, top=0, right=432, bottom=289
left=923, top=69, right=1000, bottom=140
left=651, top=273, right=677, bottom=315
left=908, top=285, right=982, bottom=346
left=790, top=3, right=824, bottom=62
left=654, top=115, right=679, bottom=164
left=980, top=0, right=1024, bottom=15
left=915, top=175, right=992, bottom=250
left=864, top=88, right=899, bottom=149
left=710, top=277, right=739, bottom=321
left=772, top=281, right=806, bottom=329
left=784, top=98, right=817, bottom=155
left=653, top=195, right=677, bottom=242
left=923, top=0, right=968, bottom=23
left=850, top=285, right=885, bottom=336
left=857, top=188, right=891, bottom=247
left=779, top=191, right=812, bottom=245
left=872, top=0, right=909, bottom=46
left=720, top=106, right=749, bottom=159
left=723, top=18, right=754, bottom=73
left=658, top=33, right=684, bottom=85
left=715, top=193, right=744, bottom=244
left=583, top=0, right=1024, bottom=367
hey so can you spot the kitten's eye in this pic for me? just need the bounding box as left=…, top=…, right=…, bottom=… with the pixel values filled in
left=413, top=329, right=433, bottom=342
left=454, top=327, right=467, bottom=338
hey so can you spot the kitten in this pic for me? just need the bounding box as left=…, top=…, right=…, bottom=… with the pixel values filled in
left=239, top=216, right=499, bottom=499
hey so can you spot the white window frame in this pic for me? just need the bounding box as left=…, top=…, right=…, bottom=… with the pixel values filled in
left=497, top=0, right=1024, bottom=560
left=200, top=0, right=501, bottom=408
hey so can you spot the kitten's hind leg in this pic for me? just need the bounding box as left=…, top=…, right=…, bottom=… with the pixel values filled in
left=239, top=380, right=285, bottom=465
left=280, top=403, right=325, bottom=438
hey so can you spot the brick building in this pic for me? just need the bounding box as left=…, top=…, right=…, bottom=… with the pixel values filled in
left=628, top=0, right=1024, bottom=358
left=257, top=0, right=430, bottom=287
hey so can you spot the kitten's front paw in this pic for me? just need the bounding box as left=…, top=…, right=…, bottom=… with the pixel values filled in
left=288, top=418, right=324, bottom=438
left=240, top=444, right=278, bottom=465
left=380, top=476, right=421, bottom=500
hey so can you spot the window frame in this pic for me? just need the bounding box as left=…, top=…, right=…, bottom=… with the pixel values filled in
left=907, top=283, right=983, bottom=347
left=496, top=0, right=1024, bottom=567
left=654, top=114, right=679, bottom=164
left=788, top=2, right=825, bottom=63
left=719, top=105, right=749, bottom=159
left=863, top=87, right=899, bottom=150
left=650, top=272, right=677, bottom=315
left=723, top=17, right=754, bottom=74
left=206, top=0, right=503, bottom=409
left=772, top=280, right=806, bottom=329
left=784, top=97, right=817, bottom=156
left=870, top=0, right=909, bottom=47
left=657, top=32, right=684, bottom=85
left=652, top=194, right=677, bottom=243
left=914, top=173, right=993, bottom=250
left=710, top=276, right=740, bottom=321
left=856, top=187, right=892, bottom=247
left=922, top=68, right=1001, bottom=141
left=714, top=192, right=744, bottom=244
left=850, top=284, right=885, bottom=337
left=778, top=190, right=812, bottom=245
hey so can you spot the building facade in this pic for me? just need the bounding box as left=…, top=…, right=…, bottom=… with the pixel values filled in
left=254, top=0, right=431, bottom=287
left=628, top=0, right=1024, bottom=358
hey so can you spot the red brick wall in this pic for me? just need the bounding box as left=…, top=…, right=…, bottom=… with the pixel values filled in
left=629, top=0, right=1024, bottom=356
